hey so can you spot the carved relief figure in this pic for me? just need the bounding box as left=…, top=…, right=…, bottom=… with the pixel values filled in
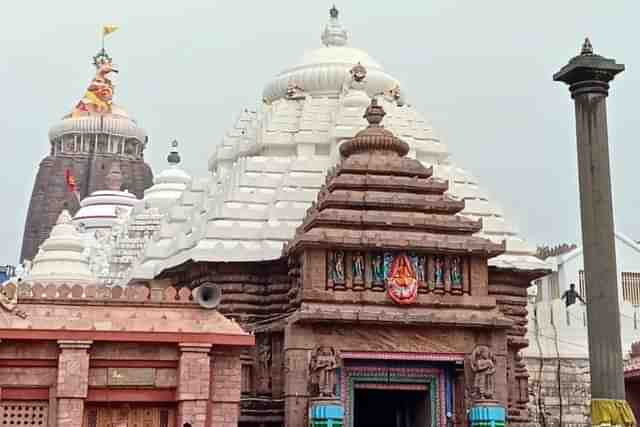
left=0, top=281, right=27, bottom=319
left=0, top=282, right=18, bottom=312
left=286, top=82, right=305, bottom=100
left=257, top=338, right=272, bottom=393
left=328, top=251, right=346, bottom=284
left=450, top=256, right=462, bottom=287
left=410, top=253, right=426, bottom=283
left=352, top=252, right=364, bottom=283
left=386, top=254, right=419, bottom=305
left=350, top=62, right=367, bottom=82
left=73, top=51, right=118, bottom=117
left=372, top=254, right=385, bottom=284
left=471, top=345, right=496, bottom=400
left=383, top=253, right=394, bottom=278
left=434, top=256, right=444, bottom=286
left=309, top=346, right=339, bottom=397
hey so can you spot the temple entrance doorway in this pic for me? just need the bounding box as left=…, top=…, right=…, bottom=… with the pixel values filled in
left=83, top=405, right=176, bottom=427
left=353, top=388, right=430, bottom=427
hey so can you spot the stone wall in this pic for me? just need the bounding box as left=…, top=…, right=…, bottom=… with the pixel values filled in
left=526, top=357, right=590, bottom=426
left=20, top=153, right=153, bottom=262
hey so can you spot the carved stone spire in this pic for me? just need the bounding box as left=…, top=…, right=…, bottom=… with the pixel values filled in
left=581, top=37, right=594, bottom=55
left=339, top=99, right=410, bottom=158
left=321, top=4, right=348, bottom=47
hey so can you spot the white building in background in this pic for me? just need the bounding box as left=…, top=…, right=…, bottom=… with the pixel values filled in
left=527, top=231, right=640, bottom=358
left=525, top=232, right=640, bottom=425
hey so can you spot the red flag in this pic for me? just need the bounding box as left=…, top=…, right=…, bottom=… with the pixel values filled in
left=65, top=169, right=80, bottom=203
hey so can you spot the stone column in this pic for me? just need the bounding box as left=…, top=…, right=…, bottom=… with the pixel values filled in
left=210, top=351, right=242, bottom=427
left=554, top=39, right=626, bottom=402
left=56, top=340, right=91, bottom=427
left=177, top=343, right=212, bottom=427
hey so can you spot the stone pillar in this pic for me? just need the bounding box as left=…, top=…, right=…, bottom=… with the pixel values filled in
left=554, top=39, right=626, bottom=402
left=284, top=348, right=311, bottom=426
left=56, top=340, right=91, bottom=427
left=177, top=343, right=212, bottom=427
left=210, top=351, right=242, bottom=427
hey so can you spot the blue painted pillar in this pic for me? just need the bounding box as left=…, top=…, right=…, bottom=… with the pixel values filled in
left=468, top=403, right=506, bottom=427
left=309, top=401, right=344, bottom=427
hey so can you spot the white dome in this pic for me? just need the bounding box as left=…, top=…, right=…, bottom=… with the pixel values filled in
left=49, top=106, right=147, bottom=143
left=262, top=10, right=400, bottom=102
left=144, top=141, right=192, bottom=209
left=74, top=190, right=138, bottom=232
left=28, top=211, right=96, bottom=283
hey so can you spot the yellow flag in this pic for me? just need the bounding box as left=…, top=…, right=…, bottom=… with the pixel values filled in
left=103, top=25, right=119, bottom=37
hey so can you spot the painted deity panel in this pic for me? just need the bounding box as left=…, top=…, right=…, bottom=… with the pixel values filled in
left=329, top=250, right=345, bottom=284
left=352, top=252, right=365, bottom=284
left=434, top=256, right=445, bottom=287
left=409, top=253, right=426, bottom=283
left=450, top=256, right=463, bottom=288
left=371, top=254, right=385, bottom=284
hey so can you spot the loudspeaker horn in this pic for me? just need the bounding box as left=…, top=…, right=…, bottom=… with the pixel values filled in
left=193, top=283, right=221, bottom=309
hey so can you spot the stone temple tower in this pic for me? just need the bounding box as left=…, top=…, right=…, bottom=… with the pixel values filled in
left=20, top=48, right=153, bottom=262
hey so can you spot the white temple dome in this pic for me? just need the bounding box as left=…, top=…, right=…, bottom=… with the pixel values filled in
left=144, top=140, right=192, bottom=209
left=262, top=7, right=401, bottom=103
left=28, top=210, right=96, bottom=283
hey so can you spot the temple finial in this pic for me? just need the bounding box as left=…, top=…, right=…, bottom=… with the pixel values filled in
left=321, top=4, right=348, bottom=46
left=167, top=140, right=181, bottom=165
left=363, top=98, right=386, bottom=126
left=581, top=37, right=594, bottom=55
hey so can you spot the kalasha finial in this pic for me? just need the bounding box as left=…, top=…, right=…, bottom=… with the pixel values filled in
left=363, top=98, right=386, bottom=126
left=581, top=37, right=594, bottom=55
left=168, top=140, right=181, bottom=165
left=339, top=99, right=409, bottom=158
left=330, top=4, right=339, bottom=18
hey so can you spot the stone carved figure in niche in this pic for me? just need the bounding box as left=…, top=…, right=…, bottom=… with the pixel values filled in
left=471, top=345, right=496, bottom=400
left=332, top=251, right=345, bottom=283
left=450, top=256, right=462, bottom=287
left=372, top=254, right=385, bottom=284
left=309, top=346, right=339, bottom=397
left=410, top=253, right=426, bottom=283
left=352, top=252, right=364, bottom=283
left=434, top=256, right=445, bottom=287
left=514, top=352, right=529, bottom=404
left=383, top=253, right=394, bottom=278
left=386, top=254, right=419, bottom=305
left=257, top=338, right=272, bottom=393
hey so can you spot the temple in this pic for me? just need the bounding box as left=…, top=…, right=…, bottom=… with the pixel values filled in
left=2, top=7, right=601, bottom=427
left=20, top=47, right=153, bottom=263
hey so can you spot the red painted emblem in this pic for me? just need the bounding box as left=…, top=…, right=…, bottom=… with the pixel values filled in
left=386, top=254, right=418, bottom=305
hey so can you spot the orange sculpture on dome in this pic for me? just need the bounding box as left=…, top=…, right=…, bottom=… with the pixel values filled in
left=72, top=49, right=118, bottom=117
left=386, top=253, right=418, bottom=305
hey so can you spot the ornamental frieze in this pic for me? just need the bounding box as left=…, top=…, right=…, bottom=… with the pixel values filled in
left=326, top=250, right=469, bottom=303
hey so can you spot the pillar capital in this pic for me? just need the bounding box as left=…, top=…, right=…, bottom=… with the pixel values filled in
left=553, top=38, right=624, bottom=98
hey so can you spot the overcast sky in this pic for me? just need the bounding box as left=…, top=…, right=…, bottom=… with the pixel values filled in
left=1, top=1, right=639, bottom=265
